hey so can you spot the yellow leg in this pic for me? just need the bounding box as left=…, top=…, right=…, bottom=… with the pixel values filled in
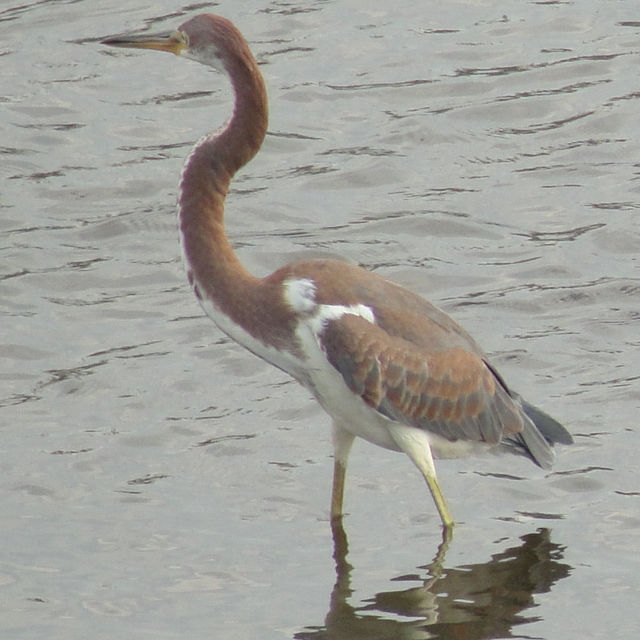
left=330, top=423, right=355, bottom=521
left=331, top=458, right=347, bottom=521
left=424, top=472, right=455, bottom=532
left=387, top=424, right=456, bottom=532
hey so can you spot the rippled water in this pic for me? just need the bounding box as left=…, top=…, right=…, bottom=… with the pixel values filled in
left=2, top=1, right=639, bottom=638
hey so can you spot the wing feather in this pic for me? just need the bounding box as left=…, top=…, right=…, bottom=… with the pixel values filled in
left=320, top=313, right=525, bottom=445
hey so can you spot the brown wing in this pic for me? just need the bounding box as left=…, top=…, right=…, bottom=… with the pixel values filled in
left=319, top=313, right=525, bottom=445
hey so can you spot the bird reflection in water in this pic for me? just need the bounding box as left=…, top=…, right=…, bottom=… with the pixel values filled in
left=295, top=523, right=571, bottom=640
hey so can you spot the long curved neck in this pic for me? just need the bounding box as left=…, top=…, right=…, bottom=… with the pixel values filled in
left=199, top=51, right=268, bottom=182
left=178, top=46, right=268, bottom=324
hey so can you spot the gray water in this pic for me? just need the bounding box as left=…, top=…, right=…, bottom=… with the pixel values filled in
left=2, top=1, right=639, bottom=638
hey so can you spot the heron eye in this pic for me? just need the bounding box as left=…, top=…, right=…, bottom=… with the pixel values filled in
left=172, top=29, right=188, bottom=47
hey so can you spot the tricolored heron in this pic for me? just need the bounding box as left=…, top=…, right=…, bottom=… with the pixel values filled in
left=102, top=14, right=572, bottom=535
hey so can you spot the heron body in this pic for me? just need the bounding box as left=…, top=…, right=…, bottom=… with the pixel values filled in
left=103, top=14, right=572, bottom=532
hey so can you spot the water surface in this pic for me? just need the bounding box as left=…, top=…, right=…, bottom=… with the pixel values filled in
left=2, top=1, right=639, bottom=638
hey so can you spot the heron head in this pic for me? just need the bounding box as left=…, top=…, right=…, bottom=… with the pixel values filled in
left=102, top=14, right=250, bottom=75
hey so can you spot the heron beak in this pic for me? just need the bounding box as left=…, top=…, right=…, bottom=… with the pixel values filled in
left=101, top=30, right=188, bottom=56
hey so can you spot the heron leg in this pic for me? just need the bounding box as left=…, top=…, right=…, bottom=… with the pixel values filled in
left=331, top=422, right=355, bottom=521
left=388, top=424, right=455, bottom=531
left=424, top=472, right=455, bottom=532
left=331, top=458, right=347, bottom=519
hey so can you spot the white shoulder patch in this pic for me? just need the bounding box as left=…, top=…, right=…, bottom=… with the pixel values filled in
left=283, top=277, right=375, bottom=327
left=283, top=278, right=317, bottom=314
left=318, top=303, right=375, bottom=323
left=310, top=302, right=375, bottom=336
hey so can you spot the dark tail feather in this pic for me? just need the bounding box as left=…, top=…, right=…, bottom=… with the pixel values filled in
left=501, top=396, right=573, bottom=469
left=521, top=399, right=573, bottom=445
left=484, top=361, right=573, bottom=464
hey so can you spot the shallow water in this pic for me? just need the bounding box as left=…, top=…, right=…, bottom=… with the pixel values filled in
left=2, top=1, right=639, bottom=638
